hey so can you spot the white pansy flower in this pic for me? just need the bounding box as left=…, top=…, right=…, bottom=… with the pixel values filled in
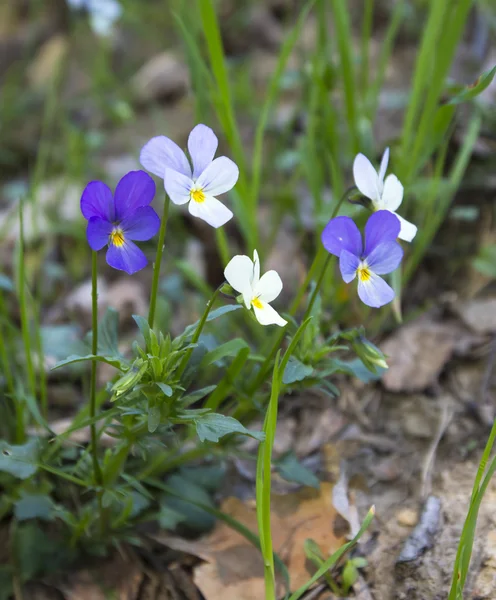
left=224, top=251, right=287, bottom=327
left=353, top=148, right=417, bottom=242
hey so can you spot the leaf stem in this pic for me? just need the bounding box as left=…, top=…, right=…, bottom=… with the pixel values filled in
left=148, top=193, right=171, bottom=329
left=90, top=251, right=104, bottom=532
left=175, top=285, right=223, bottom=380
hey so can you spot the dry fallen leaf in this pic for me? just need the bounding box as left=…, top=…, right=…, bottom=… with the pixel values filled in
left=381, top=318, right=459, bottom=392
left=187, top=484, right=345, bottom=599
left=456, top=296, right=496, bottom=334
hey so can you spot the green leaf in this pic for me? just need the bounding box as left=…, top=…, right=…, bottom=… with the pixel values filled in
left=148, top=405, right=161, bottom=433
left=448, top=66, right=496, bottom=105
left=181, top=385, right=217, bottom=407
left=41, top=325, right=86, bottom=363
left=14, top=494, right=54, bottom=521
left=179, top=464, right=227, bottom=493
left=51, top=353, right=123, bottom=371
left=200, top=338, right=249, bottom=368
left=473, top=245, right=496, bottom=278
left=95, top=307, right=120, bottom=356
left=282, top=357, right=314, bottom=384
left=195, top=413, right=265, bottom=443
left=158, top=505, right=187, bottom=530
left=133, top=314, right=151, bottom=346
left=276, top=453, right=320, bottom=488
left=182, top=305, right=243, bottom=337
left=156, top=382, right=173, bottom=397
left=0, top=440, right=39, bottom=479
left=162, top=474, right=216, bottom=533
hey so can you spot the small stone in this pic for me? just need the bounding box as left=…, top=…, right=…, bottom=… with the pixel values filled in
left=397, top=508, right=419, bottom=527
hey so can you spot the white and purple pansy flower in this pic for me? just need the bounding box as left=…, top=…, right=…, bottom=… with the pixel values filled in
left=140, top=124, right=239, bottom=229
left=81, top=170, right=160, bottom=275
left=321, top=211, right=403, bottom=308
left=353, top=148, right=417, bottom=242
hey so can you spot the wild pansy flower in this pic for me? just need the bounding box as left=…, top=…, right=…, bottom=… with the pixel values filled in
left=353, top=148, right=417, bottom=242
left=81, top=170, right=160, bottom=275
left=322, top=211, right=403, bottom=308
left=224, top=251, right=287, bottom=327
left=67, top=0, right=122, bottom=37
left=140, top=124, right=239, bottom=229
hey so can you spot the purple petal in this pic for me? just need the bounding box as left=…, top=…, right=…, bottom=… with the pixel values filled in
left=339, top=249, right=360, bottom=283
left=114, top=171, right=156, bottom=220
left=86, top=217, right=112, bottom=251
left=357, top=272, right=395, bottom=308
left=80, top=181, right=115, bottom=221
left=321, top=216, right=362, bottom=258
left=366, top=240, right=403, bottom=275
left=106, top=240, right=148, bottom=274
left=188, top=124, right=218, bottom=179
left=364, top=210, right=400, bottom=256
left=164, top=168, right=192, bottom=205
left=119, top=206, right=160, bottom=241
left=195, top=157, right=239, bottom=196
left=140, top=135, right=191, bottom=179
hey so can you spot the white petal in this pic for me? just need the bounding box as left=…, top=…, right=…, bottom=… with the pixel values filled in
left=252, top=250, right=260, bottom=287
left=253, top=301, right=287, bottom=327
left=394, top=213, right=418, bottom=242
left=196, top=157, right=239, bottom=196
left=255, top=270, right=283, bottom=303
left=140, top=136, right=191, bottom=179
left=188, top=194, right=233, bottom=228
left=164, top=168, right=192, bottom=205
left=378, top=147, right=389, bottom=185
left=353, top=153, right=380, bottom=202
left=381, top=174, right=404, bottom=211
left=188, top=124, right=218, bottom=179
left=224, top=255, right=254, bottom=307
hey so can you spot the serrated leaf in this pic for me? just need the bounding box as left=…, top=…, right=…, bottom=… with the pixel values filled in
left=282, top=357, right=313, bottom=384
left=14, top=494, right=54, bottom=521
left=133, top=314, right=151, bottom=346
left=448, top=66, right=496, bottom=105
left=95, top=307, right=120, bottom=356
left=200, top=338, right=249, bottom=368
left=276, top=452, right=320, bottom=488
left=0, top=440, right=38, bottom=479
left=195, top=413, right=265, bottom=443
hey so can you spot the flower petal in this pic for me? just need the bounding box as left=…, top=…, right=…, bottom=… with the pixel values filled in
left=321, top=216, right=362, bottom=258
left=366, top=240, right=403, bottom=275
left=196, top=157, right=239, bottom=196
left=81, top=181, right=115, bottom=221
left=364, top=210, right=400, bottom=256
left=378, top=147, right=389, bottom=185
left=164, top=168, right=193, bottom=205
left=86, top=217, right=112, bottom=250
left=252, top=301, right=287, bottom=327
left=357, top=272, right=395, bottom=308
left=380, top=174, right=403, bottom=211
left=188, top=124, right=219, bottom=180
left=255, top=270, right=283, bottom=303
left=188, top=194, right=233, bottom=228
left=353, top=153, right=380, bottom=202
left=224, top=255, right=253, bottom=308
left=119, top=206, right=160, bottom=241
left=114, top=171, right=156, bottom=220
left=106, top=240, right=148, bottom=274
left=339, top=249, right=360, bottom=283
left=140, top=135, right=191, bottom=179
left=395, top=213, right=417, bottom=242
left=253, top=250, right=260, bottom=287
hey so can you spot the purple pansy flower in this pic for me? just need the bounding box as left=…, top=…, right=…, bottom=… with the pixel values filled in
left=81, top=170, right=160, bottom=275
left=139, top=124, right=239, bottom=228
left=321, top=210, right=403, bottom=308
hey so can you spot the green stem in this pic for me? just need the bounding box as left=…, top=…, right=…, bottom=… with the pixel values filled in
left=90, top=252, right=104, bottom=531
left=148, top=194, right=171, bottom=329
left=175, top=285, right=223, bottom=381
left=215, top=227, right=230, bottom=267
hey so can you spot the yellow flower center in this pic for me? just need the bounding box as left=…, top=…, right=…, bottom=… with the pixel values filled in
left=110, top=228, right=125, bottom=247
left=251, top=297, right=263, bottom=309
left=357, top=263, right=372, bottom=282
left=190, top=188, right=206, bottom=203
